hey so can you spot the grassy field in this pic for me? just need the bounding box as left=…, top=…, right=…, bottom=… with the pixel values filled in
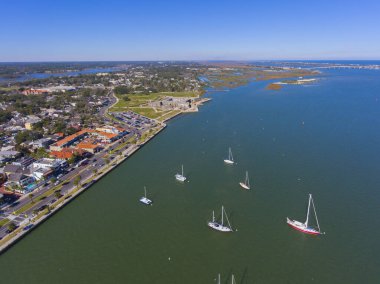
left=157, top=110, right=182, bottom=122
left=130, top=107, right=170, bottom=119
left=0, top=218, right=9, bottom=228
left=108, top=92, right=199, bottom=118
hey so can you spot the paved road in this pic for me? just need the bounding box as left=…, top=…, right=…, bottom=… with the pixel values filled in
left=0, top=132, right=138, bottom=239
left=0, top=101, right=157, bottom=239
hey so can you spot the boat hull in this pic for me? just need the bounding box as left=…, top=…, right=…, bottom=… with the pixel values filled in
left=239, top=182, right=250, bottom=190
left=208, top=222, right=233, bottom=232
left=140, top=197, right=152, bottom=205
left=224, top=159, right=234, bottom=165
left=175, top=174, right=186, bottom=182
left=286, top=218, right=321, bottom=235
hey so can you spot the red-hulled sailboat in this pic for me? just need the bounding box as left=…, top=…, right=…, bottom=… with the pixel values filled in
left=287, top=194, right=325, bottom=235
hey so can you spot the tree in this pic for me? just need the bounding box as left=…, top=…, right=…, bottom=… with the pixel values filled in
left=29, top=193, right=35, bottom=204
left=32, top=147, right=49, bottom=159
left=54, top=190, right=62, bottom=199
left=114, top=86, right=130, bottom=95
left=74, top=176, right=82, bottom=189
left=7, top=222, right=17, bottom=233
left=0, top=111, right=12, bottom=123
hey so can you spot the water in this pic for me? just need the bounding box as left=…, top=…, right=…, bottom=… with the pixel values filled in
left=1, top=68, right=380, bottom=283
left=0, top=67, right=121, bottom=83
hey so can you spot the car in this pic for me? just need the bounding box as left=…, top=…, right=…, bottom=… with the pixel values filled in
left=54, top=181, right=60, bottom=186
left=37, top=205, right=47, bottom=212
left=50, top=199, right=57, bottom=204
left=23, top=224, right=34, bottom=231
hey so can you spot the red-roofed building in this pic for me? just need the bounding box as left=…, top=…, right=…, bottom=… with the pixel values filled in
left=76, top=142, right=102, bottom=154
left=50, top=148, right=85, bottom=159
left=22, top=89, right=48, bottom=96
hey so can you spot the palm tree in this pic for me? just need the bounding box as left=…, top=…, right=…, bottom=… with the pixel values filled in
left=54, top=190, right=62, bottom=199
left=29, top=193, right=35, bottom=204
left=7, top=222, right=17, bottom=233
left=74, top=176, right=82, bottom=190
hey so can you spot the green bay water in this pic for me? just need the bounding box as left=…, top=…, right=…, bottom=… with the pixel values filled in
left=1, top=68, right=380, bottom=283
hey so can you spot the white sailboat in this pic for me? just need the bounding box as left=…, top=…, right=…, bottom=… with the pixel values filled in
left=139, top=186, right=152, bottom=205
left=287, top=194, right=324, bottom=235
left=239, top=171, right=250, bottom=190
left=208, top=206, right=233, bottom=232
left=224, top=147, right=234, bottom=165
left=216, top=274, right=236, bottom=284
left=175, top=164, right=187, bottom=182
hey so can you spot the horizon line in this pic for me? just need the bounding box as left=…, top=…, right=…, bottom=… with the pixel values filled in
left=1, top=59, right=380, bottom=64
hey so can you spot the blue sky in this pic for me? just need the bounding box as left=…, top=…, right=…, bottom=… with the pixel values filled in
left=1, top=0, right=380, bottom=61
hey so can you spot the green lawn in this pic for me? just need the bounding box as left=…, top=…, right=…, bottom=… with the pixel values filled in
left=0, top=218, right=9, bottom=228
left=157, top=110, right=182, bottom=121
left=109, top=91, right=199, bottom=116
left=129, top=107, right=170, bottom=119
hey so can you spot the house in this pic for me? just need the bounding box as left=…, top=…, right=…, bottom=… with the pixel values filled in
left=1, top=146, right=16, bottom=152
left=24, top=115, right=42, bottom=130
left=3, top=164, right=23, bottom=176
left=32, top=158, right=67, bottom=172
left=12, top=156, right=36, bottom=169
left=0, top=151, right=21, bottom=164
left=29, top=138, right=53, bottom=149
left=31, top=167, right=53, bottom=181
left=5, top=173, right=35, bottom=188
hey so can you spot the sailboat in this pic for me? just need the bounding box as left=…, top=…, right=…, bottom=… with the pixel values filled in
left=287, top=194, right=324, bottom=235
left=216, top=274, right=236, bottom=284
left=224, top=147, right=234, bottom=165
left=175, top=164, right=187, bottom=182
left=139, top=186, right=152, bottom=205
left=208, top=206, right=233, bottom=232
left=239, top=171, right=250, bottom=190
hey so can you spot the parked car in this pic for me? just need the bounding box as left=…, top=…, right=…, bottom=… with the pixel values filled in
left=23, top=224, right=34, bottom=231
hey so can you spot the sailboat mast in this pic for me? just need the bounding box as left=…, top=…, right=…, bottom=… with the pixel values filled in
left=231, top=274, right=235, bottom=284
left=221, top=206, right=224, bottom=226
left=212, top=210, right=215, bottom=222
left=144, top=186, right=147, bottom=198
left=305, top=194, right=312, bottom=227
left=217, top=274, right=221, bottom=284
left=181, top=164, right=184, bottom=176
left=246, top=171, right=249, bottom=187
